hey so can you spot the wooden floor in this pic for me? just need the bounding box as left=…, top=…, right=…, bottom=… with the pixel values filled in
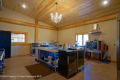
left=0, top=56, right=117, bottom=80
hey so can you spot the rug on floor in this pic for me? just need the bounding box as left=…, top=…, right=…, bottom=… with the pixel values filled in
left=25, top=62, right=54, bottom=79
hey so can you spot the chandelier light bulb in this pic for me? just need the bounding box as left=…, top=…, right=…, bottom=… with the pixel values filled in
left=50, top=12, right=62, bottom=24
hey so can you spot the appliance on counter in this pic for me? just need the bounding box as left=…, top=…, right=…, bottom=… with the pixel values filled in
left=58, top=50, right=84, bottom=78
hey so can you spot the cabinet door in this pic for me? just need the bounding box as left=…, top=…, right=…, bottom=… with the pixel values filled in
left=77, top=50, right=84, bottom=67
left=0, top=31, right=11, bottom=58
left=67, top=51, right=77, bottom=76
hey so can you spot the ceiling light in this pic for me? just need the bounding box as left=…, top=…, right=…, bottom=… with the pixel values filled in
left=50, top=2, right=62, bottom=24
left=102, top=0, right=109, bottom=6
left=22, top=4, right=26, bottom=8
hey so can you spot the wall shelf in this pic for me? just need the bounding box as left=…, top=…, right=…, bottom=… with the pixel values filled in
left=89, top=31, right=101, bottom=35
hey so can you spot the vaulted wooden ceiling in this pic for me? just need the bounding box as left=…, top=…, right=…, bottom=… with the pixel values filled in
left=2, top=0, right=120, bottom=27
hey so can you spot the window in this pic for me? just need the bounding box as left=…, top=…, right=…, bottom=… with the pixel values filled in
left=11, top=32, right=28, bottom=43
left=76, top=34, right=89, bottom=46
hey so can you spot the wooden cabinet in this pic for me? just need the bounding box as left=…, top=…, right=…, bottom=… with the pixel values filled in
left=58, top=50, right=84, bottom=78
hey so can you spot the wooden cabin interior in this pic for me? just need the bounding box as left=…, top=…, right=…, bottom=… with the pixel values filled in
left=0, top=0, right=120, bottom=80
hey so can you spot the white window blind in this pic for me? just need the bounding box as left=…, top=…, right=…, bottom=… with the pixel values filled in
left=11, top=33, right=25, bottom=43
left=76, top=34, right=89, bottom=46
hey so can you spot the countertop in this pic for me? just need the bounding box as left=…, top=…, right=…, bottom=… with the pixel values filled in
left=37, top=47, right=58, bottom=53
left=37, top=47, right=84, bottom=53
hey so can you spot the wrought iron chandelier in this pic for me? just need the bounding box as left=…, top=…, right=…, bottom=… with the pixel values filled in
left=50, top=2, right=62, bottom=24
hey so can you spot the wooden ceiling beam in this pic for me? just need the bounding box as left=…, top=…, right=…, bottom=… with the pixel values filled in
left=38, top=25, right=58, bottom=30
left=0, top=17, right=57, bottom=30
left=58, top=14, right=117, bottom=30
left=0, top=17, right=36, bottom=27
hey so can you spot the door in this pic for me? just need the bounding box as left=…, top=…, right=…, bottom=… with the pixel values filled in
left=117, top=14, right=120, bottom=80
left=0, top=30, right=11, bottom=58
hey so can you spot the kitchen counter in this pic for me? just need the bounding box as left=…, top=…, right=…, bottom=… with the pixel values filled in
left=36, top=47, right=84, bottom=78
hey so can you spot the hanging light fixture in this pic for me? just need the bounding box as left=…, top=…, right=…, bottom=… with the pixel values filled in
left=50, top=2, right=62, bottom=24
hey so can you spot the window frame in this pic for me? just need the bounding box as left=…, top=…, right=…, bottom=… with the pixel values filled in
left=76, top=32, right=89, bottom=47
left=11, top=31, right=28, bottom=45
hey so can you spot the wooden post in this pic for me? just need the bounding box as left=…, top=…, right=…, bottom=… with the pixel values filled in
left=34, top=19, right=38, bottom=43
